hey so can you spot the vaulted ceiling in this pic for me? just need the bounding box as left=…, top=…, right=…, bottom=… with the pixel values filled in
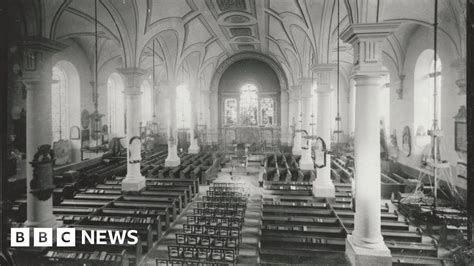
left=10, top=0, right=466, bottom=90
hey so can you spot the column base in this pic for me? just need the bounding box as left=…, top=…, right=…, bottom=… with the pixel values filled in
left=165, top=157, right=181, bottom=167
left=312, top=180, right=335, bottom=198
left=188, top=145, right=200, bottom=154
left=121, top=176, right=146, bottom=192
left=292, top=147, right=302, bottom=156
left=299, top=149, right=314, bottom=170
left=24, top=216, right=63, bottom=228
left=345, top=235, right=391, bottom=266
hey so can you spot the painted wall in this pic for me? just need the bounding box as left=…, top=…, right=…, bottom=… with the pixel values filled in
left=388, top=25, right=466, bottom=188
left=218, top=59, right=281, bottom=93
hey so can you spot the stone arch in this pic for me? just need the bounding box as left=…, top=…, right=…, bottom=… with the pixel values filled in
left=210, top=52, right=289, bottom=94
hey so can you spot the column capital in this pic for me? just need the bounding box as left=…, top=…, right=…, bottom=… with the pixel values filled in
left=311, top=63, right=337, bottom=73
left=117, top=67, right=147, bottom=95
left=312, top=64, right=336, bottom=93
left=290, top=85, right=302, bottom=91
left=159, top=80, right=176, bottom=92
left=341, top=22, right=400, bottom=75
left=299, top=78, right=313, bottom=97
left=289, top=87, right=300, bottom=101
left=299, top=77, right=313, bottom=86
left=21, top=37, right=67, bottom=81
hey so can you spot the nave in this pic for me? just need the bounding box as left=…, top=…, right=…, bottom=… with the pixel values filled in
left=3, top=0, right=471, bottom=265
left=4, top=147, right=462, bottom=265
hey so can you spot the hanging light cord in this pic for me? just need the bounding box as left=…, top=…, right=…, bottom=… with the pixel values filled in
left=152, top=39, right=156, bottom=119
left=432, top=0, right=439, bottom=210
left=94, top=0, right=99, bottom=113
left=433, top=0, right=439, bottom=131
left=336, top=0, right=341, bottom=153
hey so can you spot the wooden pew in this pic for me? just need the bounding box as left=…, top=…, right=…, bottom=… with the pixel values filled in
left=111, top=201, right=175, bottom=226
left=42, top=249, right=128, bottom=266
left=122, top=194, right=180, bottom=217
left=98, top=208, right=169, bottom=232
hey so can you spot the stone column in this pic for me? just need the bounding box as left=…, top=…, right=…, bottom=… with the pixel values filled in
left=155, top=87, right=166, bottom=128
left=341, top=22, right=399, bottom=266
left=312, top=64, right=336, bottom=198
left=299, top=78, right=314, bottom=170
left=164, top=81, right=181, bottom=167
left=118, top=68, right=147, bottom=191
left=188, top=87, right=200, bottom=154
left=22, top=38, right=66, bottom=228
left=291, top=85, right=303, bottom=155
left=280, top=90, right=289, bottom=146
left=201, top=90, right=211, bottom=145
left=349, top=79, right=356, bottom=134
left=209, top=91, right=219, bottom=145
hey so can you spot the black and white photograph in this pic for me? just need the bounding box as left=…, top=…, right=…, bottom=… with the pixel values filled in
left=0, top=0, right=472, bottom=265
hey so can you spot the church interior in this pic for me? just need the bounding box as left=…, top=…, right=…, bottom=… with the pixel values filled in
left=2, top=0, right=471, bottom=265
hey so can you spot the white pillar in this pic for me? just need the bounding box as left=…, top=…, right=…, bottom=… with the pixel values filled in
left=188, top=87, right=200, bottom=154
left=299, top=78, right=314, bottom=170
left=312, top=64, right=336, bottom=198
left=280, top=90, right=289, bottom=146
left=209, top=91, right=218, bottom=145
left=200, top=90, right=211, bottom=146
left=118, top=68, right=147, bottom=192
left=349, top=79, right=356, bottom=134
left=341, top=22, right=399, bottom=266
left=164, top=81, right=181, bottom=167
left=291, top=85, right=303, bottom=155
left=22, top=38, right=65, bottom=228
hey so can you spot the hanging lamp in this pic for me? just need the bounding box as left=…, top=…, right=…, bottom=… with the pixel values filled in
left=333, top=0, right=343, bottom=154
left=91, top=0, right=103, bottom=148
left=429, top=0, right=442, bottom=209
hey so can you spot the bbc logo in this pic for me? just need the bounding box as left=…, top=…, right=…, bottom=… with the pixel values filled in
left=11, top=228, right=75, bottom=247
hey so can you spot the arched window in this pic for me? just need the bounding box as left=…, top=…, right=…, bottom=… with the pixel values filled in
left=176, top=85, right=191, bottom=129
left=51, top=65, right=68, bottom=141
left=414, top=50, right=441, bottom=135
left=107, top=73, right=125, bottom=136
left=239, top=84, right=258, bottom=126
left=141, top=80, right=153, bottom=123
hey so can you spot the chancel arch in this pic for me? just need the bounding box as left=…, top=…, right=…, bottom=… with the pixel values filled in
left=209, top=52, right=289, bottom=146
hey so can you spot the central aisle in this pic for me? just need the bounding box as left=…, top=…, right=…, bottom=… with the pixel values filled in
left=142, top=164, right=263, bottom=265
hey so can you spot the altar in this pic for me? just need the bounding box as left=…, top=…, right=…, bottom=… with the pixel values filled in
left=221, top=126, right=280, bottom=154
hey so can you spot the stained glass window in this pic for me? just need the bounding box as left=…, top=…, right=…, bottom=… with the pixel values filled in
left=239, top=84, right=258, bottom=126
left=260, top=98, right=274, bottom=126
left=224, top=98, right=237, bottom=125
left=52, top=66, right=68, bottom=141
